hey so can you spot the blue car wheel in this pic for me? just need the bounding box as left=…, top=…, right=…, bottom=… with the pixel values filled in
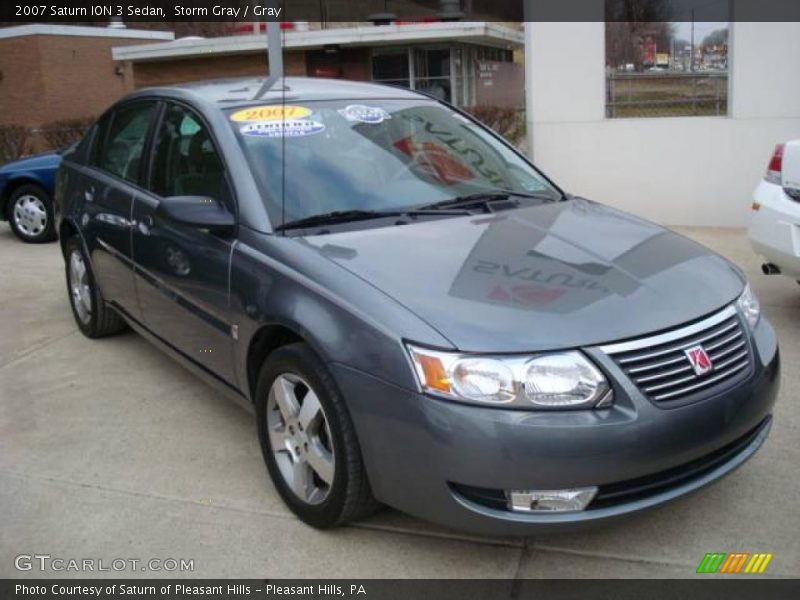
left=7, top=183, right=56, bottom=243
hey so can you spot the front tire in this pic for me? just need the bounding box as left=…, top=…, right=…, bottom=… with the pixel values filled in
left=64, top=236, right=127, bottom=338
left=255, top=343, right=380, bottom=528
left=7, top=184, right=56, bottom=243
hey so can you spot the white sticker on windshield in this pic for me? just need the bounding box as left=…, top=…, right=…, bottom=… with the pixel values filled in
left=338, top=104, right=391, bottom=124
left=240, top=120, right=326, bottom=138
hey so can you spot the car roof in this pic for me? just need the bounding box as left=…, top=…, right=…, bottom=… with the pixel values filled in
left=128, top=76, right=428, bottom=110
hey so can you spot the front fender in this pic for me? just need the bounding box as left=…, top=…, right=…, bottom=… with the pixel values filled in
left=230, top=228, right=454, bottom=399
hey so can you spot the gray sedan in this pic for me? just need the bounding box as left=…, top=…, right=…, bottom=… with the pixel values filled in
left=54, top=77, right=779, bottom=535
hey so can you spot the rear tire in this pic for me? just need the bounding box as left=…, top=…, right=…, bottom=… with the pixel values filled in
left=64, top=236, right=127, bottom=338
left=255, top=343, right=381, bottom=528
left=7, top=184, right=56, bottom=243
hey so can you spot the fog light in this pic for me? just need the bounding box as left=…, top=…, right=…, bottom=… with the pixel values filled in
left=507, top=487, right=598, bottom=512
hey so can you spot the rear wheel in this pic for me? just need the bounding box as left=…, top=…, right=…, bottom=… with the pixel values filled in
left=255, top=343, right=381, bottom=528
left=7, top=184, right=56, bottom=243
left=64, top=236, right=127, bottom=338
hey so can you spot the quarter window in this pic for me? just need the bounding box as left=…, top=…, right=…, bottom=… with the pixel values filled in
left=92, top=102, right=155, bottom=183
left=150, top=103, right=232, bottom=207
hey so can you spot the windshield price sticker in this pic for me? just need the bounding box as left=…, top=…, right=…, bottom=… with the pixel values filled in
left=230, top=105, right=312, bottom=122
left=240, top=120, right=326, bottom=138
left=338, top=104, right=392, bottom=124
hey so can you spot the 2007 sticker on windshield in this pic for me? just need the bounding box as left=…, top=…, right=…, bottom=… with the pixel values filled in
left=240, top=120, right=326, bottom=138
left=230, top=105, right=312, bottom=122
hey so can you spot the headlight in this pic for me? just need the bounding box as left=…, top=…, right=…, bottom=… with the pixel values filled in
left=407, top=344, right=611, bottom=409
left=737, top=283, right=761, bottom=329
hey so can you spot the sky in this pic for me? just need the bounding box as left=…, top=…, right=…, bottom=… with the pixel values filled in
left=673, top=21, right=728, bottom=44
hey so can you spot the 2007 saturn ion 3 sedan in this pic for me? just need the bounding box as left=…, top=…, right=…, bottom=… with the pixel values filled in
left=55, top=78, right=780, bottom=535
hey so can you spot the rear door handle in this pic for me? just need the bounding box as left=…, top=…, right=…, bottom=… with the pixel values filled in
left=84, top=187, right=95, bottom=203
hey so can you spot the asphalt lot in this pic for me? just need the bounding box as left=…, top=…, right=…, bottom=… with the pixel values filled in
left=1, top=225, right=798, bottom=579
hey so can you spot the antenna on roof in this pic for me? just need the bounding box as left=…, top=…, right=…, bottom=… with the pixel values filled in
left=253, top=5, right=284, bottom=99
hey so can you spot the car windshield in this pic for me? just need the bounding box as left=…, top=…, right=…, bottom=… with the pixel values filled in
left=227, top=98, right=560, bottom=229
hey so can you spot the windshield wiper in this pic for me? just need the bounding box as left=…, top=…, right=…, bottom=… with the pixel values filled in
left=417, top=190, right=558, bottom=212
left=276, top=207, right=471, bottom=232
left=275, top=210, right=401, bottom=232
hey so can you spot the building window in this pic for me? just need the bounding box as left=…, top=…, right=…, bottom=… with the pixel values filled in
left=370, top=45, right=520, bottom=110
left=372, top=49, right=410, bottom=89
left=605, top=21, right=730, bottom=118
left=413, top=48, right=452, bottom=102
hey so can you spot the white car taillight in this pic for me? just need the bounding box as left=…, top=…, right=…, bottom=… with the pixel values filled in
left=765, top=143, right=784, bottom=185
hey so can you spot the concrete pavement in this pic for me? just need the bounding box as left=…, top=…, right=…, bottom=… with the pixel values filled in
left=1, top=225, right=798, bottom=578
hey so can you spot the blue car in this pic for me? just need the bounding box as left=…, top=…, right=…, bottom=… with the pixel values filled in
left=0, top=151, right=61, bottom=242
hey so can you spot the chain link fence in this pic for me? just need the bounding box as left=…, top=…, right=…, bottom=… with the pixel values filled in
left=606, top=72, right=728, bottom=118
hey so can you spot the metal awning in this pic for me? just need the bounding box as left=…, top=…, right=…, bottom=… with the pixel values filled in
left=112, top=22, right=523, bottom=63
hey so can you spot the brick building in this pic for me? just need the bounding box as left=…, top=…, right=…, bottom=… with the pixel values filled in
left=0, top=22, right=522, bottom=155
left=0, top=25, right=173, bottom=149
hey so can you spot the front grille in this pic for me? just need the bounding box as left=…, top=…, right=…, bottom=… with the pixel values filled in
left=600, top=306, right=752, bottom=405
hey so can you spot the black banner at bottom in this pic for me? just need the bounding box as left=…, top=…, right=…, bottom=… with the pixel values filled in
left=2, top=579, right=799, bottom=600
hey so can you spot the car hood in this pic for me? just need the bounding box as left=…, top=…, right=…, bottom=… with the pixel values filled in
left=0, top=152, right=61, bottom=173
left=304, top=199, right=745, bottom=352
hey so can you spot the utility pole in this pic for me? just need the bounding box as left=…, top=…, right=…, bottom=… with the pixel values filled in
left=252, top=1, right=284, bottom=98
left=690, top=8, right=695, bottom=72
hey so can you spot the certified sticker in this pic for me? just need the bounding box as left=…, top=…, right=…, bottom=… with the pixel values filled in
left=230, top=105, right=312, bottom=122
left=240, top=120, right=326, bottom=138
left=338, top=104, right=391, bottom=124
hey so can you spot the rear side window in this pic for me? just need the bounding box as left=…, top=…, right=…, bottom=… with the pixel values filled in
left=149, top=102, right=232, bottom=208
left=91, top=102, right=156, bottom=184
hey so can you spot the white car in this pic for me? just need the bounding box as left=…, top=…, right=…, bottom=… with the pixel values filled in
left=748, top=140, right=800, bottom=281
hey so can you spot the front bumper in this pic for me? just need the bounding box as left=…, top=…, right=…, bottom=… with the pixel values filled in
left=333, top=315, right=780, bottom=536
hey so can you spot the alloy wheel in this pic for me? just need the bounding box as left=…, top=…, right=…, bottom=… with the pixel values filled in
left=12, top=194, right=48, bottom=238
left=266, top=373, right=335, bottom=505
left=68, top=250, right=92, bottom=324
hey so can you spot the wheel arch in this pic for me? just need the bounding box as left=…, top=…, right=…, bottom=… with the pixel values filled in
left=58, top=218, right=81, bottom=257
left=245, top=322, right=312, bottom=403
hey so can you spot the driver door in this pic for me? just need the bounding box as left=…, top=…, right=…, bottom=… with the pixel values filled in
left=131, top=101, right=237, bottom=386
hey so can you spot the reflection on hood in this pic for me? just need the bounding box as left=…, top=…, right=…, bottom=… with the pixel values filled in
left=307, top=199, right=743, bottom=352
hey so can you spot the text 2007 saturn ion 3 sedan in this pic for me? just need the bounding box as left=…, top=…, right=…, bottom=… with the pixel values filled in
left=54, top=78, right=780, bottom=535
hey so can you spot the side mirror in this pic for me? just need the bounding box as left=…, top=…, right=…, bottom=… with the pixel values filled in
left=156, top=196, right=235, bottom=235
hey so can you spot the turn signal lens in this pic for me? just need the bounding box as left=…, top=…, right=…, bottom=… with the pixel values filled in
left=412, top=352, right=450, bottom=394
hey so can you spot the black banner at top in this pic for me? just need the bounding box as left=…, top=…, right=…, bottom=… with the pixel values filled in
left=1, top=0, right=800, bottom=23
left=3, top=579, right=800, bottom=600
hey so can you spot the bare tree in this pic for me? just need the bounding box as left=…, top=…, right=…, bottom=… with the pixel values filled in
left=605, top=0, right=676, bottom=72
left=0, top=126, right=30, bottom=163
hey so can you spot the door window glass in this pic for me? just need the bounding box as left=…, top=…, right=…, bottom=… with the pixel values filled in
left=150, top=103, right=232, bottom=207
left=93, top=102, right=155, bottom=183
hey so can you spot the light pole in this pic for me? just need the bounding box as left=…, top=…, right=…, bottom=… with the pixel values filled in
left=690, top=8, right=695, bottom=72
